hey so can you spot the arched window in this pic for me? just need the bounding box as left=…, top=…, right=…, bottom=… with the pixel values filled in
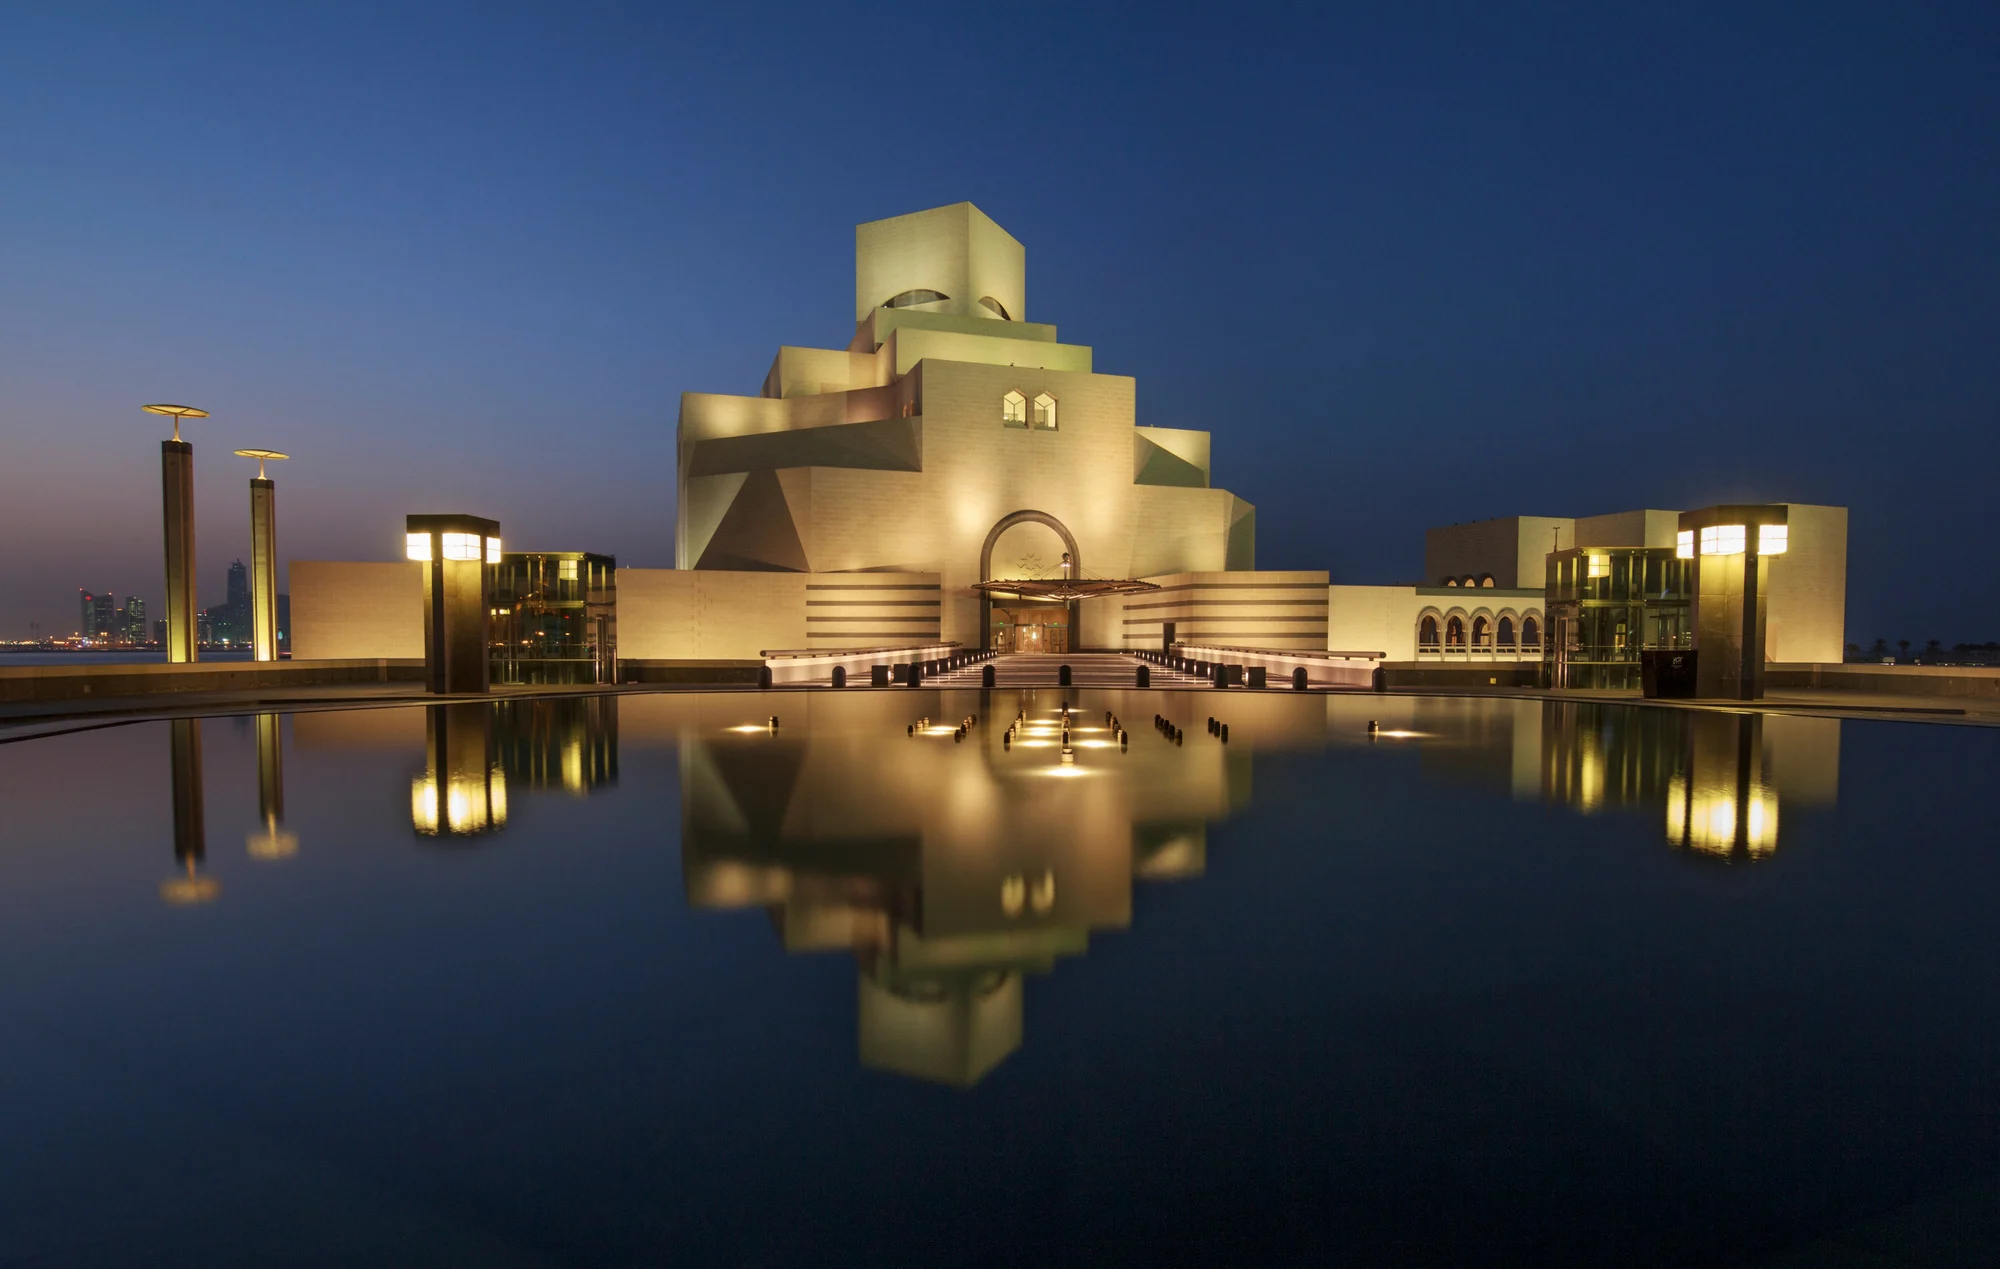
left=1479, top=575, right=1495, bottom=588
left=1446, top=616, right=1466, bottom=647
left=1032, top=392, right=1057, bottom=430
left=1522, top=616, right=1540, bottom=648
left=1002, top=390, right=1027, bottom=427
left=1497, top=616, right=1515, bottom=647
left=1444, top=578, right=1458, bottom=587
left=1463, top=576, right=1479, bottom=589
left=885, top=289, right=949, bottom=309
left=1472, top=615, right=1490, bottom=647
left=977, top=295, right=1012, bottom=320
left=1419, top=615, right=1440, bottom=647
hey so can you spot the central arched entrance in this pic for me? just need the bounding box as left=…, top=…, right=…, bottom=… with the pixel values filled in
left=979, top=510, right=1081, bottom=652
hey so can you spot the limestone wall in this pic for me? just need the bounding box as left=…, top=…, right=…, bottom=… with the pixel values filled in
left=289, top=561, right=423, bottom=660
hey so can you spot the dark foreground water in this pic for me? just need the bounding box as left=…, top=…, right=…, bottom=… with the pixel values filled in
left=0, top=690, right=1994, bottom=1267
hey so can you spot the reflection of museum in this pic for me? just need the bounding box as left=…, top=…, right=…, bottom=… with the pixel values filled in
left=677, top=691, right=1250, bottom=1085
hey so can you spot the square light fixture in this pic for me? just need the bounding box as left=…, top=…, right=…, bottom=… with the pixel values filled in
left=1700, top=525, right=1746, bottom=556
left=441, top=532, right=482, bottom=561
left=1676, top=530, right=1694, bottom=560
left=485, top=537, right=502, bottom=564
left=405, top=533, right=432, bottom=561
left=1758, top=524, right=1788, bottom=555
left=1587, top=555, right=1609, bottom=579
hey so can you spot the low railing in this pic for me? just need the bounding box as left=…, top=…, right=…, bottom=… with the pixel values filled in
left=760, top=642, right=962, bottom=685
left=1169, top=643, right=1381, bottom=689
left=1415, top=644, right=1542, bottom=662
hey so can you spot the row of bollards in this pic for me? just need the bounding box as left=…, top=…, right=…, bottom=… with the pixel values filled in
left=1152, top=713, right=1185, bottom=745
left=1206, top=715, right=1230, bottom=742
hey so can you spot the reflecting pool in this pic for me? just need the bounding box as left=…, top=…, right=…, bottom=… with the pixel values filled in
left=1, top=691, right=1995, bottom=1265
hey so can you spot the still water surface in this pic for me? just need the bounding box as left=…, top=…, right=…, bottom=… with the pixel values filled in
left=0, top=690, right=1994, bottom=1266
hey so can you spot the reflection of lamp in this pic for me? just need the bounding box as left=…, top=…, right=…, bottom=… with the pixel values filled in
left=160, top=718, right=220, bottom=903
left=233, top=449, right=290, bottom=662
left=1666, top=713, right=1780, bottom=859
left=246, top=712, right=299, bottom=859
left=412, top=703, right=507, bottom=837
left=146, top=404, right=208, bottom=663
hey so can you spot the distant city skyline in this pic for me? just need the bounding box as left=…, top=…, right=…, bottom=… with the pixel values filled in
left=3, top=4, right=1996, bottom=641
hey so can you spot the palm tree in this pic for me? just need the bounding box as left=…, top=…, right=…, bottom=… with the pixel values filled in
left=1897, top=639, right=1912, bottom=662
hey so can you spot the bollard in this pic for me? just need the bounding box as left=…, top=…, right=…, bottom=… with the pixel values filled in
left=873, top=664, right=890, bottom=687
left=831, top=666, right=846, bottom=688
left=1136, top=665, right=1150, bottom=688
left=1293, top=667, right=1308, bottom=691
left=1059, top=663, right=1072, bottom=686
left=1247, top=666, right=1266, bottom=689
left=1212, top=662, right=1227, bottom=688
left=1220, top=723, right=1229, bottom=742
left=758, top=665, right=773, bottom=689
left=906, top=661, right=923, bottom=687
left=982, top=664, right=996, bottom=688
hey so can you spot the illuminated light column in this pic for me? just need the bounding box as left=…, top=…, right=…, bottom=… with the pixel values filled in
left=1677, top=504, right=1788, bottom=701
left=406, top=513, right=500, bottom=694
left=233, top=449, right=290, bottom=662
left=145, top=404, right=208, bottom=663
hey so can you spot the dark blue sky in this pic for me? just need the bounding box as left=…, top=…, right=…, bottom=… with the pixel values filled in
left=3, top=1, right=1995, bottom=644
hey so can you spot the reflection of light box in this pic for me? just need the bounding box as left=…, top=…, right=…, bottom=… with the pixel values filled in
left=405, top=514, right=500, bottom=693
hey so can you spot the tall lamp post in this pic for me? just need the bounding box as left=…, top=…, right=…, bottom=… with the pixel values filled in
left=145, top=403, right=208, bottom=663
left=234, top=449, right=289, bottom=662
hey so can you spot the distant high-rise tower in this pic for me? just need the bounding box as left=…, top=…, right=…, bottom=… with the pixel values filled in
left=121, top=596, right=147, bottom=644
left=82, top=591, right=118, bottom=641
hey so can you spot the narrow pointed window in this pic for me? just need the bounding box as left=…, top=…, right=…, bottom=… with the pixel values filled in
left=1032, top=393, right=1057, bottom=430
left=1002, top=390, right=1027, bottom=427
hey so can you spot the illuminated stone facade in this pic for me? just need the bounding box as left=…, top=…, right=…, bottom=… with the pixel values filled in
left=675, top=202, right=1255, bottom=651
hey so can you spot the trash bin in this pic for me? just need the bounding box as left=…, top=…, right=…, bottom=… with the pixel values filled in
left=1642, top=649, right=1697, bottom=699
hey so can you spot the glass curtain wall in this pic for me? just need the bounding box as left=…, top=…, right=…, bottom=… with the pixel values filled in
left=1546, top=547, right=1689, bottom=689
left=490, top=552, right=618, bottom=685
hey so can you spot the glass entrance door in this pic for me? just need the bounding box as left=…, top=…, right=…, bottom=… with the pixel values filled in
left=992, top=605, right=1070, bottom=654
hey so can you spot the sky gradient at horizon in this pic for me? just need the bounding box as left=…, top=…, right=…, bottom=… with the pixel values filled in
left=3, top=1, right=1996, bottom=645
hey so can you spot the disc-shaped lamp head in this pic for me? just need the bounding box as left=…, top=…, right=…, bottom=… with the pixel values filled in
left=144, top=403, right=209, bottom=442
left=234, top=448, right=290, bottom=479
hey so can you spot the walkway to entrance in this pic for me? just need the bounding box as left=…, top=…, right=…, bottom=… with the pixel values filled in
left=925, top=653, right=1211, bottom=689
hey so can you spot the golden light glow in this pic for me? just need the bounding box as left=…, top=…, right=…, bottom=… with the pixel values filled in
left=442, top=532, right=483, bottom=561
left=1758, top=524, right=1788, bottom=555
left=486, top=536, right=503, bottom=564
left=1587, top=555, right=1609, bottom=579
left=159, top=875, right=221, bottom=904
left=1700, top=524, right=1746, bottom=556
left=246, top=825, right=299, bottom=859
left=1671, top=774, right=1779, bottom=857
left=1676, top=530, right=1694, bottom=560
left=405, top=532, right=432, bottom=561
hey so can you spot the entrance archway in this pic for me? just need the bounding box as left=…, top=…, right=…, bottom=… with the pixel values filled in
left=979, top=510, right=1081, bottom=652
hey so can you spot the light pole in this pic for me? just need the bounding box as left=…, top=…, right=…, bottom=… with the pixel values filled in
left=145, top=403, right=208, bottom=663
left=234, top=448, right=290, bottom=662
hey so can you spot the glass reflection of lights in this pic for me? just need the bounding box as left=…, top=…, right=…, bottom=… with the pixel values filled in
left=1667, top=775, right=1778, bottom=858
